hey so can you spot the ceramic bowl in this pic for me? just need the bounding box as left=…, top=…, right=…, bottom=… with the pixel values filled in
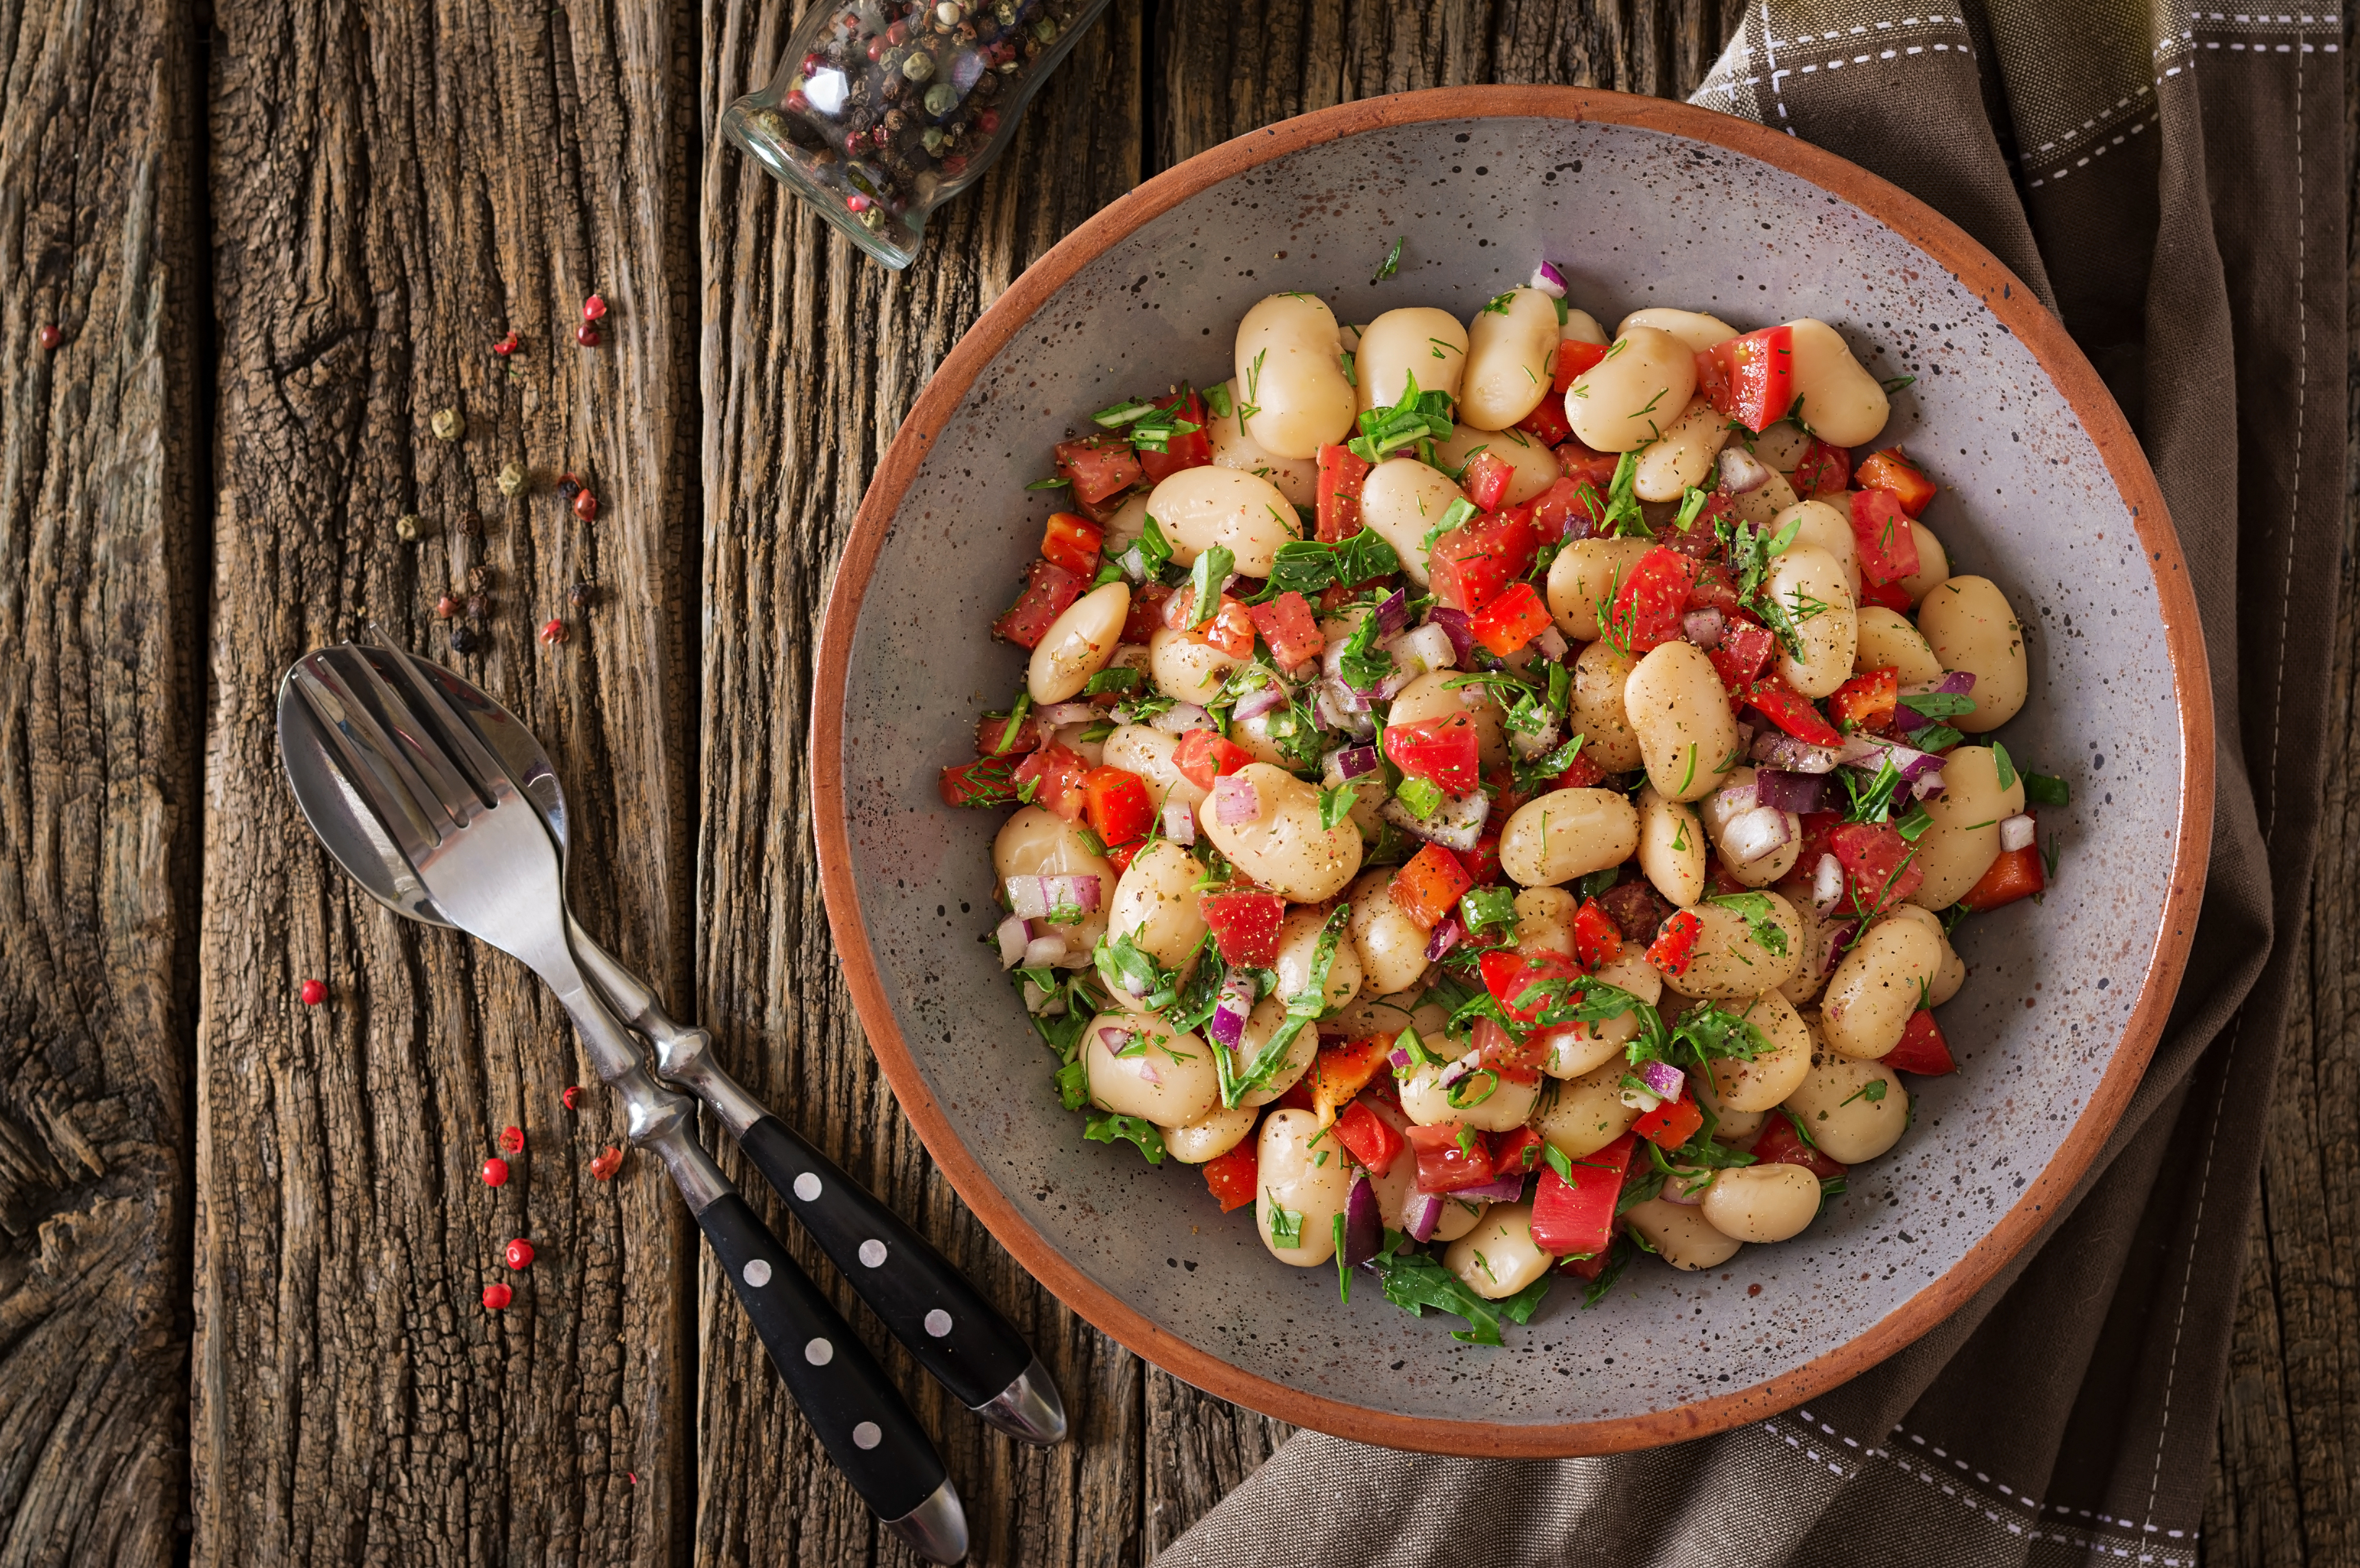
left=813, top=87, right=2209, bottom=1455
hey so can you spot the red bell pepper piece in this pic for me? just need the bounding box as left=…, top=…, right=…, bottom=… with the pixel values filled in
left=1605, top=547, right=1699, bottom=654
left=1882, top=1009, right=1957, bottom=1075
left=1694, top=325, right=1796, bottom=433
left=1202, top=1137, right=1260, bottom=1213
left=1789, top=437, right=1851, bottom=497
left=1198, top=887, right=1285, bottom=967
left=1403, top=1123, right=1499, bottom=1193
left=1332, top=1100, right=1406, bottom=1177
left=1849, top=487, right=1923, bottom=586
left=1553, top=338, right=1609, bottom=393
left=1709, top=619, right=1777, bottom=693
left=1471, top=581, right=1553, bottom=656
left=1428, top=513, right=1541, bottom=613
left=1515, top=391, right=1573, bottom=448
left=1307, top=1037, right=1396, bottom=1125
left=1247, top=591, right=1325, bottom=671
left=1054, top=435, right=1146, bottom=506
left=1460, top=449, right=1516, bottom=512
left=1632, top=1087, right=1704, bottom=1152
left=1752, top=1112, right=1847, bottom=1180
left=1855, top=446, right=1938, bottom=517
left=1137, top=391, right=1212, bottom=483
left=1471, top=1014, right=1549, bottom=1076
left=1479, top=948, right=1584, bottom=1027
left=938, top=753, right=1024, bottom=809
left=1122, top=581, right=1173, bottom=642
left=1554, top=435, right=1620, bottom=494
left=1382, top=712, right=1482, bottom=797
left=1646, top=908, right=1703, bottom=977
left=1490, top=1125, right=1547, bottom=1176
left=1857, top=576, right=1915, bottom=612
left=1555, top=749, right=1608, bottom=789
left=1081, top=766, right=1155, bottom=848
left=1572, top=898, right=1625, bottom=970
left=1529, top=1130, right=1636, bottom=1257
left=1039, top=511, right=1104, bottom=577
left=1172, top=729, right=1254, bottom=791
left=1959, top=841, right=2047, bottom=911
left=1744, top=674, right=1844, bottom=747
left=1827, top=667, right=1899, bottom=732
left=1012, top=744, right=1092, bottom=822
left=1460, top=832, right=1505, bottom=888
left=1390, top=843, right=1474, bottom=929
left=1316, top=444, right=1372, bottom=542
left=1829, top=821, right=1926, bottom=912
left=991, top=559, right=1085, bottom=650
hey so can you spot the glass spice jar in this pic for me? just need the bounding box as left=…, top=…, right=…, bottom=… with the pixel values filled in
left=720, top=0, right=1111, bottom=269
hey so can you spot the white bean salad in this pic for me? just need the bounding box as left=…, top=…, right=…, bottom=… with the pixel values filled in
left=939, top=263, right=2066, bottom=1341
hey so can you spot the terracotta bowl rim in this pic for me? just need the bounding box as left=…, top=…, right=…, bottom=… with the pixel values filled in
left=811, top=84, right=2213, bottom=1457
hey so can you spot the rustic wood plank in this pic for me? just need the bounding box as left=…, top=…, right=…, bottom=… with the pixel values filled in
left=0, top=0, right=202, bottom=1561
left=692, top=2, right=1150, bottom=1564
left=192, top=0, right=703, bottom=1560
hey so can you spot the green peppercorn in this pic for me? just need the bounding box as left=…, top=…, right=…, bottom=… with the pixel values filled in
left=753, top=108, right=790, bottom=139
left=431, top=406, right=464, bottom=442
left=925, top=82, right=957, bottom=115
left=1032, top=15, right=1059, bottom=41
left=901, top=48, right=935, bottom=80
left=497, top=461, right=528, bottom=496
left=395, top=513, right=422, bottom=541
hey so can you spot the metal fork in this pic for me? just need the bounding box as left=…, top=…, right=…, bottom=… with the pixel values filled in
left=284, top=646, right=968, bottom=1564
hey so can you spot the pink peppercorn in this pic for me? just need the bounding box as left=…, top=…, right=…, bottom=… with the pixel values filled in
left=482, top=1283, right=513, bottom=1310
left=501, top=1124, right=524, bottom=1154
left=299, top=978, right=328, bottom=1006
left=505, top=1238, right=536, bottom=1270
left=575, top=323, right=599, bottom=347
left=482, top=1157, right=510, bottom=1187
left=582, top=294, right=607, bottom=322
left=38, top=325, right=63, bottom=351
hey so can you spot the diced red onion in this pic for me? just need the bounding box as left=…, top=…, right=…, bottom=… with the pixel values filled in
left=1454, top=1172, right=1529, bottom=1204
left=1718, top=444, right=1773, bottom=494
left=1436, top=1053, right=1473, bottom=1089
left=1683, top=607, right=1727, bottom=649
left=1374, top=587, right=1412, bottom=639
left=1724, top=806, right=1793, bottom=865
left=1383, top=788, right=1489, bottom=853
left=1039, top=874, right=1101, bottom=916
left=1150, top=702, right=1216, bottom=734
left=1006, top=876, right=1050, bottom=920
left=1753, top=768, right=1829, bottom=815
left=1424, top=607, right=1475, bottom=667
left=1100, top=1025, right=1137, bottom=1054
left=1232, top=683, right=1287, bottom=721
left=1162, top=799, right=1196, bottom=845
left=1315, top=683, right=1376, bottom=738
left=2000, top=812, right=2037, bottom=853
left=1210, top=971, right=1254, bottom=1049
left=1035, top=701, right=1099, bottom=727
left=1403, top=1190, right=1447, bottom=1243
left=1133, top=1058, right=1162, bottom=1085
left=1389, top=621, right=1458, bottom=677
left=1213, top=773, right=1263, bottom=825
left=1529, top=260, right=1569, bottom=298
left=1838, top=733, right=1945, bottom=783
left=1658, top=1169, right=1706, bottom=1206
left=1752, top=729, right=1842, bottom=773
left=1508, top=712, right=1564, bottom=761
left=1344, top=1176, right=1384, bottom=1267
left=1811, top=853, right=1844, bottom=914
left=1424, top=915, right=1464, bottom=962
left=996, top=914, right=1031, bottom=968
left=1712, top=778, right=1758, bottom=813
left=1533, top=625, right=1569, bottom=661
left=1819, top=918, right=1859, bottom=975
left=1637, top=1059, right=1685, bottom=1100
left=1912, top=769, right=1948, bottom=799
left=1389, top=1046, right=1413, bottom=1069
left=1326, top=744, right=1380, bottom=780
left=1023, top=933, right=1069, bottom=967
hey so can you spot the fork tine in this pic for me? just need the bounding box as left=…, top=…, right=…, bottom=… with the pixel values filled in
left=360, top=640, right=527, bottom=808
left=287, top=656, right=449, bottom=864
left=334, top=647, right=496, bottom=827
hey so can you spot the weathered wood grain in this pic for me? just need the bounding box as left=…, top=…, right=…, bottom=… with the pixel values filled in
left=0, top=0, right=202, bottom=1562
left=692, top=3, right=1151, bottom=1564
left=193, top=0, right=702, bottom=1560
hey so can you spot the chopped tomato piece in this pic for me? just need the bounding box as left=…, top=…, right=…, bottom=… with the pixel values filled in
left=1199, top=888, right=1285, bottom=967
left=1274, top=1076, right=1318, bottom=1113
left=1122, top=581, right=1173, bottom=641
left=1383, top=712, right=1482, bottom=797
left=1390, top=843, right=1474, bottom=929
left=1572, top=898, right=1625, bottom=970
left=1685, top=559, right=1746, bottom=617
left=1744, top=674, right=1843, bottom=747
left=1202, top=1138, right=1259, bottom=1213
left=1959, top=842, right=2047, bottom=911
left=1461, top=832, right=1504, bottom=888
left=1632, top=1087, right=1704, bottom=1151
left=1530, top=1133, right=1635, bottom=1256
left=1555, top=750, right=1608, bottom=789
left=1247, top=591, right=1325, bottom=670
left=1490, top=1125, right=1547, bottom=1176
left=1515, top=391, right=1573, bottom=448
left=1645, top=908, right=1703, bottom=977
left=1709, top=619, right=1778, bottom=692
left=1479, top=948, right=1583, bottom=1027
left=1883, top=1010, right=1957, bottom=1075
left=1172, top=729, right=1254, bottom=791
left=974, top=711, right=1046, bottom=755
left=1553, top=436, right=1620, bottom=494
left=1428, top=513, right=1541, bottom=613
left=1403, top=1123, right=1498, bottom=1193
left=1857, top=576, right=1915, bottom=611
left=1468, top=1018, right=1547, bottom=1081
left=1752, top=1113, right=1847, bottom=1180
left=1332, top=1100, right=1405, bottom=1176
left=1849, top=487, right=1922, bottom=586
left=1523, top=474, right=1598, bottom=542
left=1012, top=745, right=1091, bottom=821
left=1789, top=437, right=1851, bottom=496
left=1856, top=446, right=1937, bottom=517
left=1165, top=588, right=1258, bottom=659
left=1307, top=1037, right=1397, bottom=1125
left=1040, top=511, right=1104, bottom=577
left=1606, top=547, right=1699, bottom=654
left=1315, top=444, right=1372, bottom=542
left=1828, top=667, right=1899, bottom=732
left=1054, top=435, right=1146, bottom=506
left=1553, top=338, right=1610, bottom=393
left=1137, top=391, right=1212, bottom=483
left=1694, top=325, right=1796, bottom=433
left=991, top=559, right=1085, bottom=649
left=1461, top=449, right=1516, bottom=512
left=939, top=754, right=1024, bottom=808
left=1471, top=581, right=1553, bottom=655
left=1082, top=767, right=1155, bottom=848
left=1830, top=821, right=1927, bottom=912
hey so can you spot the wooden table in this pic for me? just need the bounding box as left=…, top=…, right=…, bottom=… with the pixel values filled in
left=2, top=0, right=2349, bottom=1560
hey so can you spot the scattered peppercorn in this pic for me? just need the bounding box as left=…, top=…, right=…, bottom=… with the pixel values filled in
left=395, top=513, right=422, bottom=542
left=573, top=490, right=599, bottom=521
left=481, top=1156, right=510, bottom=1186
left=299, top=978, right=328, bottom=1006
left=460, top=511, right=484, bottom=538
left=482, top=1283, right=514, bottom=1310
left=450, top=625, right=482, bottom=654
left=582, top=294, right=607, bottom=322
left=540, top=618, right=567, bottom=647
left=497, top=461, right=528, bottom=496
left=492, top=330, right=519, bottom=356
left=505, top=1238, right=536, bottom=1270
left=575, top=323, right=600, bottom=348
left=466, top=565, right=489, bottom=592
left=435, top=594, right=458, bottom=619
left=466, top=592, right=489, bottom=619
left=567, top=581, right=593, bottom=610
left=589, top=1146, right=624, bottom=1181
left=37, top=324, right=63, bottom=351
left=501, top=1125, right=525, bottom=1154
left=431, top=406, right=465, bottom=442
left=557, top=473, right=581, bottom=499
left=562, top=1085, right=581, bottom=1111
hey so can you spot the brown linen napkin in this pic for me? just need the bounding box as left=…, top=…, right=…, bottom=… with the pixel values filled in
left=1157, top=5, right=2346, bottom=1562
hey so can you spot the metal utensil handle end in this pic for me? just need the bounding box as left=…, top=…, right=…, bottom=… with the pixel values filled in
left=975, top=1356, right=1069, bottom=1447
left=883, top=1475, right=971, bottom=1565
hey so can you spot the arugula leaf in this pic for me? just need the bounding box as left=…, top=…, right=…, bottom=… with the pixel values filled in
left=1084, top=666, right=1141, bottom=695
left=1085, top=1111, right=1168, bottom=1164
left=1266, top=1195, right=1305, bottom=1248
left=1581, top=1236, right=1635, bottom=1306
left=1336, top=607, right=1395, bottom=692
left=1600, top=451, right=1647, bottom=537
left=1093, top=929, right=1183, bottom=1014
left=1320, top=782, right=1359, bottom=830
left=1118, top=513, right=1175, bottom=582
left=1899, top=691, right=1976, bottom=719
left=1707, top=892, right=1790, bottom=957
left=1838, top=1079, right=1890, bottom=1108
left=1188, top=546, right=1235, bottom=629
left=1371, top=235, right=1406, bottom=284
left=1458, top=885, right=1519, bottom=939
left=1395, top=776, right=1444, bottom=819
left=1991, top=740, right=2018, bottom=792
left=1025, top=475, right=1071, bottom=491
left=1260, top=530, right=1403, bottom=599
left=1368, top=1247, right=1551, bottom=1344
left=1345, top=370, right=1458, bottom=464
left=2024, top=771, right=2072, bottom=807
left=1911, top=723, right=1965, bottom=753
left=1223, top=906, right=1349, bottom=1105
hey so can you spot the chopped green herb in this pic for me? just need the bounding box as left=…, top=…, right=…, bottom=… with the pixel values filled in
left=1025, top=475, right=1071, bottom=491
left=1320, top=782, right=1359, bottom=830
left=2024, top=771, right=2072, bottom=807
left=1991, top=741, right=2018, bottom=792
left=1898, top=691, right=1976, bottom=719
left=1395, top=776, right=1445, bottom=819
left=1084, top=666, right=1141, bottom=695
left=1368, top=1244, right=1550, bottom=1345
left=1372, top=236, right=1406, bottom=284
left=1266, top=1195, right=1305, bottom=1248
left=1708, top=892, right=1790, bottom=957
left=1881, top=373, right=1918, bottom=393
left=1188, top=546, right=1235, bottom=629
left=1084, top=1111, right=1168, bottom=1163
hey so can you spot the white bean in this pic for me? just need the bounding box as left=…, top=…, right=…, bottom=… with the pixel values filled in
left=1548, top=537, right=1654, bottom=641
left=1783, top=318, right=1890, bottom=447
left=1197, top=762, right=1363, bottom=901
left=1234, top=293, right=1357, bottom=459
left=1916, top=576, right=2028, bottom=731
left=1460, top=288, right=1562, bottom=430
left=1777, top=899, right=1829, bottom=1006
left=1146, top=625, right=1241, bottom=704
left=1771, top=499, right=1858, bottom=595
left=1534, top=949, right=1661, bottom=1076
left=1782, top=1052, right=1909, bottom=1163
left=1445, top=1202, right=1555, bottom=1299
left=1728, top=464, right=1799, bottom=530
left=1753, top=421, right=1814, bottom=472
left=1102, top=724, right=1206, bottom=811
left=1535, top=1060, right=1642, bottom=1157
left=1273, top=906, right=1364, bottom=1014
left=1672, top=894, right=1804, bottom=998
left=1624, top=641, right=1742, bottom=803
left=1357, top=307, right=1469, bottom=411
left=1561, top=308, right=1609, bottom=346
left=1498, top=788, right=1642, bottom=888
left=1766, top=545, right=1858, bottom=698
left=1624, top=1195, right=1743, bottom=1269
left=1616, top=307, right=1738, bottom=351
left=1398, top=1059, right=1541, bottom=1132
left=1083, top=1010, right=1220, bottom=1127
left=1028, top=580, right=1129, bottom=703
left=1568, top=638, right=1643, bottom=771
left=1162, top=1104, right=1256, bottom=1164
left=994, top=807, right=1113, bottom=957
left=1255, top=1109, right=1356, bottom=1266
left=1636, top=785, right=1706, bottom=907
left=1699, top=1163, right=1822, bottom=1243
left=1207, top=377, right=1318, bottom=503
left=1356, top=457, right=1463, bottom=586
left=1633, top=396, right=1731, bottom=502
left=1882, top=904, right=1965, bottom=1006
left=1853, top=606, right=1945, bottom=683
left=1107, top=840, right=1210, bottom=971
left=1433, top=423, right=1561, bottom=505
left=1908, top=745, right=2027, bottom=909
left=1348, top=869, right=1434, bottom=996
left=1144, top=464, right=1300, bottom=578
left=1565, top=326, right=1698, bottom=453
left=1898, top=517, right=1950, bottom=604
left=1707, top=990, right=1815, bottom=1111
left=1819, top=914, right=1941, bottom=1059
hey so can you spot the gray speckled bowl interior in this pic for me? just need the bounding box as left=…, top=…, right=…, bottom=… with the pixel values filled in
left=833, top=108, right=2184, bottom=1443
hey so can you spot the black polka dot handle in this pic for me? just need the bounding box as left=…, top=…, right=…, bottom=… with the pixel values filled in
left=692, top=1188, right=967, bottom=1559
